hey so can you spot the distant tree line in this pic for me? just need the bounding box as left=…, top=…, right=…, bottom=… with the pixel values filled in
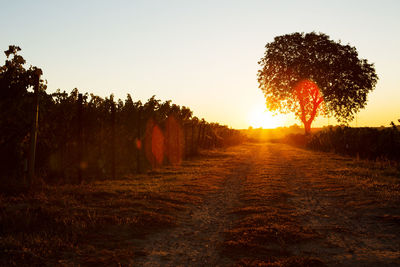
left=0, top=46, right=245, bottom=187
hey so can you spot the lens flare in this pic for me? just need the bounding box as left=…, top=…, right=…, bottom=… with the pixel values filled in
left=165, top=115, right=183, bottom=166
left=151, top=124, right=164, bottom=165
left=144, top=119, right=164, bottom=168
left=293, top=79, right=326, bottom=120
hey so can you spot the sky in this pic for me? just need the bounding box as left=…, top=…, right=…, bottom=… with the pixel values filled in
left=1, top=0, right=399, bottom=129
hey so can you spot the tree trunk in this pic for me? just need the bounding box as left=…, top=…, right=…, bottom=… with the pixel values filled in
left=304, top=120, right=311, bottom=135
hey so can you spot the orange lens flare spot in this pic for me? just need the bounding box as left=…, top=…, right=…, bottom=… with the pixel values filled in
left=165, top=115, right=183, bottom=166
left=144, top=119, right=165, bottom=168
left=143, top=116, right=184, bottom=168
left=79, top=161, right=88, bottom=170
left=135, top=138, right=142, bottom=150
left=151, top=124, right=164, bottom=165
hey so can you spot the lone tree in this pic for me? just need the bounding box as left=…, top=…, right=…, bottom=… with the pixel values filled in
left=257, top=32, right=378, bottom=134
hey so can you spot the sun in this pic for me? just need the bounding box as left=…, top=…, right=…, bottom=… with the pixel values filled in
left=248, top=105, right=284, bottom=129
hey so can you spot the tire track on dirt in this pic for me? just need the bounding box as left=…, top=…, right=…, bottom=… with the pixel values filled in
left=265, top=143, right=400, bottom=266
left=134, top=146, right=255, bottom=266
left=221, top=143, right=399, bottom=266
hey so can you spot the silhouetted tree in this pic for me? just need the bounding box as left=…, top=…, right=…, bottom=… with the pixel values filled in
left=257, top=32, right=378, bottom=134
left=0, top=45, right=45, bottom=181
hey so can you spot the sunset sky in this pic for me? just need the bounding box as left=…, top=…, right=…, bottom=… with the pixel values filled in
left=1, top=0, right=399, bottom=129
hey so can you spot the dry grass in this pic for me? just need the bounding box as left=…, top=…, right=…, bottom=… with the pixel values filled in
left=221, top=148, right=323, bottom=266
left=1, top=143, right=399, bottom=266
left=221, top=143, right=400, bottom=266
left=0, top=160, right=209, bottom=266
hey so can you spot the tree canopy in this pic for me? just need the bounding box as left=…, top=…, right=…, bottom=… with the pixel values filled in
left=257, top=32, right=378, bottom=133
left=0, top=46, right=44, bottom=178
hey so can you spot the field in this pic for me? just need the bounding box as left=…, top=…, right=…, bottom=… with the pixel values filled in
left=1, top=142, right=399, bottom=266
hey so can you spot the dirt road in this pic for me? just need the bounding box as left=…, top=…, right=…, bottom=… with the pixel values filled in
left=135, top=142, right=400, bottom=266
left=3, top=142, right=398, bottom=266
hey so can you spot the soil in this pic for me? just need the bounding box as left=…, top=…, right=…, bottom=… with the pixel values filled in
left=133, top=143, right=400, bottom=266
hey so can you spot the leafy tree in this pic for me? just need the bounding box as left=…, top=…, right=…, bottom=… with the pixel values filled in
left=257, top=32, right=378, bottom=134
left=0, top=45, right=44, bottom=180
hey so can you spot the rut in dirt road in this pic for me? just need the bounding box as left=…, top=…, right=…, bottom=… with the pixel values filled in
left=223, top=143, right=400, bottom=266
left=134, top=147, right=255, bottom=266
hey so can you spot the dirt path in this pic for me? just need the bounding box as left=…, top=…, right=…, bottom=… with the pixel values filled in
left=134, top=143, right=400, bottom=266
left=275, top=144, right=400, bottom=265
left=134, top=147, right=254, bottom=266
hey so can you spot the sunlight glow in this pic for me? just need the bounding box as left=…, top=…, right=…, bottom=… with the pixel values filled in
left=248, top=104, right=285, bottom=129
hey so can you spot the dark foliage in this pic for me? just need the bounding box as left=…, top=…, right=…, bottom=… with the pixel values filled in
left=0, top=45, right=45, bottom=181
left=0, top=46, right=245, bottom=187
left=307, top=126, right=400, bottom=161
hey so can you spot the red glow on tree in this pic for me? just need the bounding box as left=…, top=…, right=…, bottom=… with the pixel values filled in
left=294, top=80, right=325, bottom=134
left=257, top=32, right=378, bottom=134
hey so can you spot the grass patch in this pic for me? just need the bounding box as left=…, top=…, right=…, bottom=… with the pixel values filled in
left=0, top=160, right=209, bottom=265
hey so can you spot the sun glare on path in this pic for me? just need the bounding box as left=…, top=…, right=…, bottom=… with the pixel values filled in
left=248, top=104, right=285, bottom=129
